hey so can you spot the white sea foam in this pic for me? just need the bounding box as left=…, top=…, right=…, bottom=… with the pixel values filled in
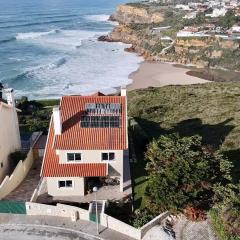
left=14, top=41, right=143, bottom=99
left=84, top=14, right=110, bottom=22
left=16, top=29, right=59, bottom=40
left=16, top=29, right=105, bottom=50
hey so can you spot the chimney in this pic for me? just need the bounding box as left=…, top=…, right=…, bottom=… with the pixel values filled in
left=121, top=86, right=127, bottom=96
left=4, top=88, right=15, bottom=107
left=53, top=106, right=62, bottom=135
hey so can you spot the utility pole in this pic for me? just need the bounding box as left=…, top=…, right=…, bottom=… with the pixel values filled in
left=93, top=186, right=99, bottom=235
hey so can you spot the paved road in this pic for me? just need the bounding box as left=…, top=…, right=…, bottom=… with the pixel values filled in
left=0, top=214, right=135, bottom=240
left=0, top=224, right=99, bottom=240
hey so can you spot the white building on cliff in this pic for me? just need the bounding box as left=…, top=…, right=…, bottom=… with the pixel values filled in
left=0, top=86, right=21, bottom=183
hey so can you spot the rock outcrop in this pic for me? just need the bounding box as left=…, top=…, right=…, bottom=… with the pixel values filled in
left=100, top=3, right=240, bottom=70
left=112, top=4, right=165, bottom=24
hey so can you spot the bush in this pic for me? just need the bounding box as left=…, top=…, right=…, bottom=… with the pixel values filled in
left=132, top=209, right=156, bottom=228
left=105, top=200, right=133, bottom=224
left=144, top=134, right=232, bottom=216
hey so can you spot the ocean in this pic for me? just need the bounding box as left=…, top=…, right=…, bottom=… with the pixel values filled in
left=0, top=0, right=142, bottom=99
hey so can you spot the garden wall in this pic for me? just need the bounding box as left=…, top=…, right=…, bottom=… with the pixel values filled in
left=0, top=149, right=34, bottom=199
left=26, top=202, right=89, bottom=222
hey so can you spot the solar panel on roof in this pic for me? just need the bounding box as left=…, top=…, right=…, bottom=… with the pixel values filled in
left=80, top=116, right=121, bottom=128
left=86, top=103, right=121, bottom=114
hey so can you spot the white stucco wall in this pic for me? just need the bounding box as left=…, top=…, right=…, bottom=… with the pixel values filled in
left=47, top=177, right=85, bottom=196
left=57, top=149, right=124, bottom=191
left=58, top=150, right=123, bottom=173
left=0, top=103, right=21, bottom=183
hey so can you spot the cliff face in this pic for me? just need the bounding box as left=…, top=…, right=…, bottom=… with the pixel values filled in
left=168, top=37, right=240, bottom=68
left=104, top=3, right=240, bottom=70
left=113, top=4, right=165, bottom=24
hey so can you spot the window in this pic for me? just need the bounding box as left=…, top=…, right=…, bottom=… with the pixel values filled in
left=58, top=180, right=73, bottom=188
left=0, top=162, right=3, bottom=168
left=101, top=152, right=115, bottom=161
left=67, top=153, right=81, bottom=162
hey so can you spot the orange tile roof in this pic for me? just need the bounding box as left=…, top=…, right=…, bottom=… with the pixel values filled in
left=54, top=95, right=127, bottom=150
left=41, top=94, right=127, bottom=177
left=41, top=119, right=107, bottom=177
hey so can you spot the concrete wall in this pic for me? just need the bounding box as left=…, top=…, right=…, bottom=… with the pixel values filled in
left=0, top=103, right=21, bottom=183
left=101, top=213, right=141, bottom=240
left=101, top=211, right=169, bottom=240
left=0, top=149, right=34, bottom=199
left=25, top=201, right=169, bottom=240
left=140, top=211, right=170, bottom=238
left=26, top=202, right=89, bottom=222
left=47, top=177, right=85, bottom=197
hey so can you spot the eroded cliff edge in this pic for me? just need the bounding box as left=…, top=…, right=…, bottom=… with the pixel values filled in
left=100, top=3, right=240, bottom=71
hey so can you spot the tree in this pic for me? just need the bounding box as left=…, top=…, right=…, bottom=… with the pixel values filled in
left=144, top=134, right=232, bottom=215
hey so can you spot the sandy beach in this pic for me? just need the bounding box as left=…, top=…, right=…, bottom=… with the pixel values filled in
left=127, top=61, right=210, bottom=91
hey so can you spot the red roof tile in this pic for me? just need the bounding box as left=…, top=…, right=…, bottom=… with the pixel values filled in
left=41, top=94, right=127, bottom=177
left=41, top=119, right=107, bottom=177
left=54, top=95, right=127, bottom=150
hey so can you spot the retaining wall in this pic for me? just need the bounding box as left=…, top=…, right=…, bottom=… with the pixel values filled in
left=25, top=202, right=169, bottom=240
left=101, top=213, right=141, bottom=239
left=0, top=149, right=34, bottom=199
left=140, top=211, right=170, bottom=238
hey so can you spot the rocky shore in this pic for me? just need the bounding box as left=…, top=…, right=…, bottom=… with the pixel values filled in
left=99, top=2, right=240, bottom=71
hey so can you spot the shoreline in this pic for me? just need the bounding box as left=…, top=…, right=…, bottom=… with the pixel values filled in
left=127, top=61, right=211, bottom=91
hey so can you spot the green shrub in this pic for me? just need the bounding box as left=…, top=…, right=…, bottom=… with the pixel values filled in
left=132, top=209, right=156, bottom=228
left=144, top=134, right=232, bottom=215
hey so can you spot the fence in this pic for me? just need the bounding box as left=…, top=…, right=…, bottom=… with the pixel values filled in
left=0, top=200, right=26, bottom=214
left=0, top=149, right=34, bottom=200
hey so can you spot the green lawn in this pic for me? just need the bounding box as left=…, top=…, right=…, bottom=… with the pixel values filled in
left=128, top=82, right=240, bottom=209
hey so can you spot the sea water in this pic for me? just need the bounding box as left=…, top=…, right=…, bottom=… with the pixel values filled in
left=0, top=0, right=142, bottom=99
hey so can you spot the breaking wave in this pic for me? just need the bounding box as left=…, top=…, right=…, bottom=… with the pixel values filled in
left=84, top=14, right=110, bottom=22
left=16, top=29, right=60, bottom=40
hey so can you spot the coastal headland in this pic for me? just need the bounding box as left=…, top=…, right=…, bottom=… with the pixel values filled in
left=98, top=1, right=240, bottom=90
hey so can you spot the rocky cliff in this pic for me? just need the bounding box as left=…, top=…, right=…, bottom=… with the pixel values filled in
left=112, top=4, right=165, bottom=24
left=101, top=3, right=240, bottom=70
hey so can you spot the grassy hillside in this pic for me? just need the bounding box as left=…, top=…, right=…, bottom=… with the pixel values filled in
left=128, top=82, right=240, bottom=208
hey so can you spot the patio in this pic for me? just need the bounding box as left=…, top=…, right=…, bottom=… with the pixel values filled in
left=37, top=184, right=129, bottom=204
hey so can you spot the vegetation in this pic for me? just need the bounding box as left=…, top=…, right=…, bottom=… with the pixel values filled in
left=132, top=209, right=156, bottom=228
left=144, top=134, right=231, bottom=217
left=217, top=10, right=240, bottom=29
left=209, top=209, right=240, bottom=240
left=17, top=97, right=59, bottom=134
left=128, top=83, right=240, bottom=234
left=105, top=200, right=133, bottom=224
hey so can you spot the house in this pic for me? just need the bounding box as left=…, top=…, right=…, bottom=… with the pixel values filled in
left=41, top=88, right=129, bottom=197
left=0, top=86, right=21, bottom=183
